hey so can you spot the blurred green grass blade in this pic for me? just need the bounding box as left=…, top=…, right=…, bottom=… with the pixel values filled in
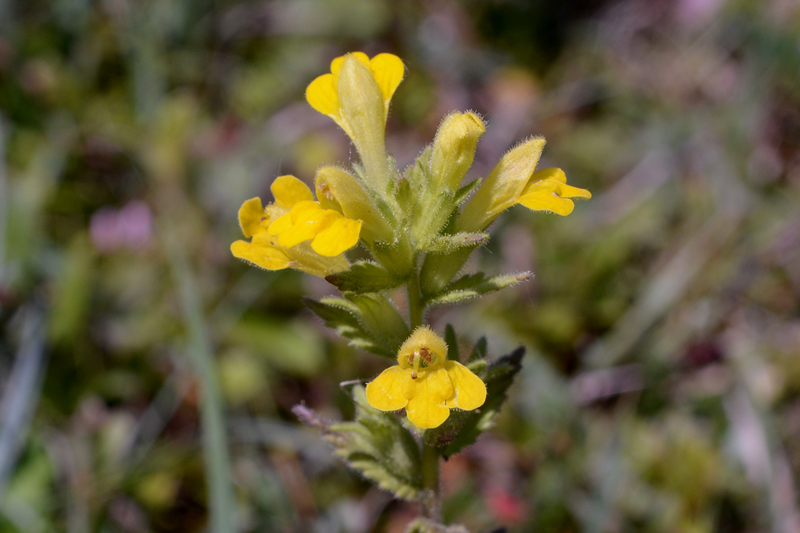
left=0, top=117, right=6, bottom=290
left=165, top=229, right=236, bottom=533
left=0, top=306, right=48, bottom=494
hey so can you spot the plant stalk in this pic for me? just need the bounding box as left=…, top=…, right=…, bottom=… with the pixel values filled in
left=407, top=267, right=424, bottom=329
left=421, top=441, right=442, bottom=522
left=408, top=264, right=442, bottom=523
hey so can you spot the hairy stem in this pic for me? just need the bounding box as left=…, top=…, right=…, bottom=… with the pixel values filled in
left=407, top=267, right=424, bottom=329
left=421, top=441, right=442, bottom=521
left=408, top=263, right=442, bottom=523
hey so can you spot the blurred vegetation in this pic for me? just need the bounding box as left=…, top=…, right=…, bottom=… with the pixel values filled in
left=1, top=0, right=800, bottom=531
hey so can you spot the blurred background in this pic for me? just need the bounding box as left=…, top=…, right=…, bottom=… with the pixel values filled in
left=1, top=0, right=800, bottom=531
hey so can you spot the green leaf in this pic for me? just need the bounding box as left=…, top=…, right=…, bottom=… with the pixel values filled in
left=404, top=145, right=432, bottom=191
left=453, top=178, right=481, bottom=205
left=444, top=324, right=459, bottom=361
left=305, top=294, right=410, bottom=358
left=325, top=261, right=403, bottom=293
left=411, top=192, right=457, bottom=245
left=419, top=246, right=474, bottom=299
left=470, top=336, right=487, bottom=361
left=370, top=236, right=415, bottom=279
left=418, top=232, right=489, bottom=254
left=424, top=347, right=524, bottom=457
left=466, top=360, right=487, bottom=374
left=425, top=271, right=533, bottom=307
left=293, top=386, right=422, bottom=501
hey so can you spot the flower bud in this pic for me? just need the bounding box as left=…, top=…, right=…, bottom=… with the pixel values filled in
left=457, top=137, right=545, bottom=232
left=337, top=55, right=390, bottom=194
left=430, top=112, right=485, bottom=191
left=315, top=166, right=392, bottom=243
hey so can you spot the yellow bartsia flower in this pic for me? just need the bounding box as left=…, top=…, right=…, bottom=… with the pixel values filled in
left=315, top=166, right=394, bottom=243
left=365, top=327, right=487, bottom=429
left=458, top=138, right=591, bottom=232
left=231, top=175, right=362, bottom=277
left=306, top=52, right=405, bottom=194
left=516, top=167, right=591, bottom=215
left=306, top=52, right=404, bottom=135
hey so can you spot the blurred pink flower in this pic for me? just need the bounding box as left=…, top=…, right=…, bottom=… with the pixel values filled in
left=90, top=201, right=154, bottom=253
left=486, top=488, right=528, bottom=526
left=675, top=0, right=725, bottom=28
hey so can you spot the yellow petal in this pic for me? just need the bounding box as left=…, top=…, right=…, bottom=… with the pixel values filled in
left=238, top=197, right=266, bottom=238
left=231, top=240, right=291, bottom=270
left=529, top=167, right=567, bottom=185
left=311, top=217, right=362, bottom=257
left=306, top=73, right=339, bottom=120
left=518, top=190, right=575, bottom=216
left=289, top=200, right=324, bottom=224
left=270, top=175, right=314, bottom=208
left=369, top=53, right=404, bottom=113
left=457, top=137, right=546, bottom=232
left=366, top=366, right=412, bottom=411
left=331, top=52, right=370, bottom=75
left=526, top=168, right=591, bottom=199
left=252, top=233, right=280, bottom=247
left=405, top=368, right=454, bottom=429
left=556, top=182, right=592, bottom=199
left=444, top=361, right=487, bottom=410
left=278, top=208, right=338, bottom=248
left=267, top=212, right=293, bottom=235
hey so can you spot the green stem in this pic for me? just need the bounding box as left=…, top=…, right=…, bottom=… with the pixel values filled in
left=408, top=264, right=442, bottom=523
left=421, top=442, right=442, bottom=521
left=407, top=267, right=424, bottom=329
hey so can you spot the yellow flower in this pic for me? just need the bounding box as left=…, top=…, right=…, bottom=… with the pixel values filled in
left=365, top=327, right=487, bottom=429
left=516, top=167, right=591, bottom=215
left=458, top=138, right=591, bottom=232
left=230, top=175, right=361, bottom=277
left=306, top=52, right=405, bottom=194
left=306, top=52, right=405, bottom=135
left=315, top=166, right=394, bottom=243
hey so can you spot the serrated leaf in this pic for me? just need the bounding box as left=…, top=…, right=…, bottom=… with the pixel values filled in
left=425, top=271, right=533, bottom=307
left=418, top=232, right=489, bottom=253
left=293, top=386, right=422, bottom=501
left=470, top=336, right=487, bottom=362
left=466, top=360, right=487, bottom=374
left=346, top=294, right=410, bottom=354
left=424, top=347, right=524, bottom=457
left=325, top=261, right=404, bottom=293
left=305, top=294, right=409, bottom=358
